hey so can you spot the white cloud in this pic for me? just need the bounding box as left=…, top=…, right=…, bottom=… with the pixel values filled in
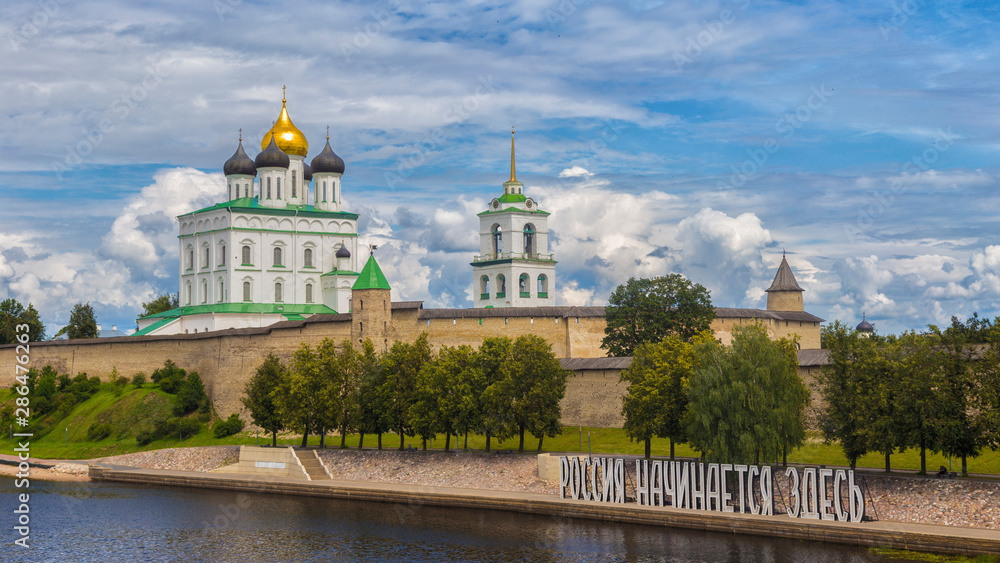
left=559, top=165, right=593, bottom=178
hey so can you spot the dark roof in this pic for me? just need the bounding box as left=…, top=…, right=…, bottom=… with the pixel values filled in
left=311, top=138, right=346, bottom=174
left=418, top=306, right=606, bottom=320
left=302, top=161, right=313, bottom=181
left=560, top=357, right=633, bottom=370
left=856, top=316, right=874, bottom=332
left=223, top=139, right=257, bottom=177
left=254, top=134, right=290, bottom=169
left=714, top=308, right=824, bottom=323
left=797, top=349, right=830, bottom=367
left=335, top=246, right=351, bottom=259
left=391, top=301, right=424, bottom=310
left=766, top=255, right=804, bottom=292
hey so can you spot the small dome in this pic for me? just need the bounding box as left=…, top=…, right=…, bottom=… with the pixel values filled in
left=261, top=96, right=308, bottom=157
left=255, top=133, right=290, bottom=169
left=856, top=315, right=874, bottom=333
left=336, top=246, right=351, bottom=259
left=311, top=137, right=346, bottom=174
left=223, top=139, right=257, bottom=177
left=302, top=161, right=313, bottom=182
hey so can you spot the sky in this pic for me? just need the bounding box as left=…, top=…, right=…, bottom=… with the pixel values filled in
left=2, top=0, right=1000, bottom=337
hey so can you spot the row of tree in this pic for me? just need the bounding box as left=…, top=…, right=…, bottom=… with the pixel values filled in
left=620, top=323, right=810, bottom=464
left=0, top=294, right=180, bottom=344
left=242, top=334, right=570, bottom=452
left=818, top=319, right=1000, bottom=475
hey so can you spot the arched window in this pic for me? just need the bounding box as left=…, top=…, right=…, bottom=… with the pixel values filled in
left=304, top=248, right=313, bottom=268
left=480, top=275, right=490, bottom=299
left=274, top=282, right=283, bottom=302
left=276, top=177, right=282, bottom=199
left=243, top=281, right=251, bottom=302
left=185, top=281, right=192, bottom=305
left=266, top=177, right=271, bottom=199
left=219, top=244, right=226, bottom=266
left=523, top=224, right=535, bottom=256
left=292, top=173, right=296, bottom=197
left=496, top=274, right=506, bottom=297
left=203, top=246, right=210, bottom=268
left=492, top=224, right=502, bottom=258
left=241, top=245, right=251, bottom=265
left=322, top=181, right=327, bottom=202
left=244, top=184, right=250, bottom=198
left=537, top=274, right=549, bottom=298
left=273, top=247, right=283, bottom=267
left=305, top=283, right=313, bottom=303
left=519, top=273, right=529, bottom=297
left=200, top=279, right=207, bottom=303
left=187, top=248, right=194, bottom=270
left=218, top=279, right=224, bottom=302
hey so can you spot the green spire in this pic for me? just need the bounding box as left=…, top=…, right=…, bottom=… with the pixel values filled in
left=352, top=252, right=391, bottom=290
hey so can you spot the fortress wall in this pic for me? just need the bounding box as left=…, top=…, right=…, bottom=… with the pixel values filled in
left=560, top=369, right=629, bottom=428
left=711, top=317, right=821, bottom=350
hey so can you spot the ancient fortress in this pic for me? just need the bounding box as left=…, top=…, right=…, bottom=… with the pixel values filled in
left=2, top=95, right=825, bottom=428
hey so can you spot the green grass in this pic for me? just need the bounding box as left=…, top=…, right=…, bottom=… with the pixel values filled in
left=2, top=385, right=999, bottom=475
left=870, top=548, right=999, bottom=562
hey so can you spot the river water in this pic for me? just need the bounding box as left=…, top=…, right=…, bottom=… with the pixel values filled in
left=3, top=478, right=918, bottom=562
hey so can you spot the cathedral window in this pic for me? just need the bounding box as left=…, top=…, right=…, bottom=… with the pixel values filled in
left=266, top=177, right=271, bottom=199
left=186, top=248, right=194, bottom=270
left=519, top=273, right=529, bottom=298
left=523, top=224, right=535, bottom=256
left=292, top=174, right=296, bottom=197
left=322, top=181, right=327, bottom=202
left=241, top=245, right=252, bottom=265
left=185, top=281, right=192, bottom=305
left=219, top=244, right=226, bottom=266
left=273, top=247, right=283, bottom=267
left=218, top=279, right=224, bottom=302
left=492, top=224, right=502, bottom=258
left=305, top=283, right=313, bottom=303
left=277, top=177, right=282, bottom=199
left=274, top=282, right=283, bottom=302
left=243, top=281, right=251, bottom=302
left=496, top=274, right=506, bottom=298
left=245, top=184, right=250, bottom=198
left=537, top=274, right=548, bottom=298
left=203, top=247, right=210, bottom=268
left=480, top=275, right=490, bottom=299
left=200, top=280, right=207, bottom=303
left=304, top=248, right=313, bottom=268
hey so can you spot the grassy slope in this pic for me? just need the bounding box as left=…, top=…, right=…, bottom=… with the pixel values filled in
left=2, top=387, right=998, bottom=474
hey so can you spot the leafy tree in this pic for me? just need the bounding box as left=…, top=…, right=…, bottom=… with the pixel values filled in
left=280, top=343, right=334, bottom=447
left=65, top=302, right=99, bottom=339
left=507, top=335, right=569, bottom=452
left=152, top=360, right=187, bottom=393
left=411, top=345, right=480, bottom=452
left=380, top=333, right=432, bottom=450
left=687, top=323, right=809, bottom=465
left=174, top=372, right=209, bottom=415
left=356, top=340, right=391, bottom=449
left=892, top=332, right=942, bottom=475
left=140, top=293, right=179, bottom=317
left=931, top=324, right=982, bottom=476
left=817, top=321, right=876, bottom=469
left=0, top=299, right=45, bottom=343
left=213, top=414, right=245, bottom=438
left=242, top=354, right=289, bottom=447
left=601, top=274, right=714, bottom=357
left=476, top=336, right=516, bottom=451
left=974, top=326, right=1000, bottom=455
left=332, top=339, right=365, bottom=449
left=620, top=334, right=696, bottom=459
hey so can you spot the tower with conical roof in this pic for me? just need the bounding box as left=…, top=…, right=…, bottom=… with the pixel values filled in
left=351, top=247, right=394, bottom=351
left=765, top=252, right=805, bottom=312
left=471, top=129, right=556, bottom=308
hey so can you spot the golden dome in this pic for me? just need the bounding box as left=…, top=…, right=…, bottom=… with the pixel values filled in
left=262, top=90, right=308, bottom=157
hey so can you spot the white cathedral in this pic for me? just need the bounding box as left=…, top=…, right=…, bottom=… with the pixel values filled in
left=136, top=95, right=555, bottom=336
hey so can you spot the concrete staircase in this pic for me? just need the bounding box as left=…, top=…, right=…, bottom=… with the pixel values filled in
left=296, top=450, right=332, bottom=480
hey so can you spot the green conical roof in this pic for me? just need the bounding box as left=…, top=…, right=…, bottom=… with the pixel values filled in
left=353, top=253, right=391, bottom=290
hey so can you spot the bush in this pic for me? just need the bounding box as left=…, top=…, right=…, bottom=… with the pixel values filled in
left=213, top=414, right=245, bottom=438
left=131, top=373, right=146, bottom=387
left=136, top=430, right=153, bottom=446
left=87, top=422, right=111, bottom=441
left=137, top=415, right=202, bottom=445
left=174, top=372, right=209, bottom=415
left=152, top=360, right=186, bottom=394
left=177, top=418, right=201, bottom=438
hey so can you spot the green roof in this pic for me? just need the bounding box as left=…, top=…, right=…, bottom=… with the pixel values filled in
left=180, top=197, right=359, bottom=220
left=498, top=193, right=527, bottom=203
left=132, top=317, right=179, bottom=336
left=353, top=254, right=391, bottom=290
left=136, top=302, right=337, bottom=324
left=321, top=269, right=360, bottom=277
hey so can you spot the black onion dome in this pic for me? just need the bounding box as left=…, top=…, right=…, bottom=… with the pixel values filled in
left=856, top=316, right=874, bottom=333
left=336, top=246, right=351, bottom=259
left=223, top=140, right=257, bottom=177
left=254, top=134, right=290, bottom=169
left=310, top=138, right=346, bottom=174
left=302, top=161, right=313, bottom=182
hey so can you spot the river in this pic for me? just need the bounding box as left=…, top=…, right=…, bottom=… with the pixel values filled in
left=3, top=478, right=920, bottom=562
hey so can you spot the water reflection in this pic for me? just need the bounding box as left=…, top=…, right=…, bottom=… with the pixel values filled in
left=2, top=478, right=904, bottom=562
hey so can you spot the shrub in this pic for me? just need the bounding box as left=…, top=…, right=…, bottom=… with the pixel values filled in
left=174, top=372, right=209, bottom=415
left=152, top=360, right=186, bottom=394
left=213, top=414, right=245, bottom=438
left=136, top=430, right=153, bottom=446
left=87, top=422, right=111, bottom=441
left=131, top=373, right=146, bottom=387
left=177, top=418, right=201, bottom=438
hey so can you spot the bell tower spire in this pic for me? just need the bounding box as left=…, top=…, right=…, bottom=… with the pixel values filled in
left=509, top=127, right=516, bottom=182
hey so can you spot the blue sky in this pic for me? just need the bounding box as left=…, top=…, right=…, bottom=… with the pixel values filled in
left=3, top=0, right=1000, bottom=336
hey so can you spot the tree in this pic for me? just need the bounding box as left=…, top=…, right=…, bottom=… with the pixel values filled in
left=174, top=371, right=210, bottom=415
left=507, top=335, right=569, bottom=452
left=152, top=360, right=187, bottom=393
left=242, top=354, right=289, bottom=447
left=620, top=334, right=695, bottom=459
left=817, top=321, right=875, bottom=469
left=332, top=339, right=365, bottom=449
left=931, top=324, right=982, bottom=476
left=280, top=343, right=334, bottom=447
left=356, top=340, right=390, bottom=449
left=380, top=333, right=432, bottom=450
left=601, top=274, right=714, bottom=357
left=140, top=294, right=179, bottom=317
left=687, top=323, right=809, bottom=465
left=412, top=345, right=480, bottom=452
left=65, top=302, right=98, bottom=339
left=0, top=298, right=45, bottom=343
left=892, top=332, right=941, bottom=475
left=476, top=336, right=516, bottom=452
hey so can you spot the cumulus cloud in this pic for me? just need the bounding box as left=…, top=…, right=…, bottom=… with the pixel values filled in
left=559, top=166, right=594, bottom=178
